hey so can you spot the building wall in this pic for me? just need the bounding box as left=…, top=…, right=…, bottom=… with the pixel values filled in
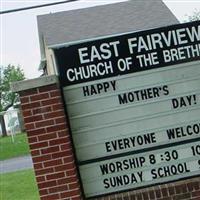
left=44, top=42, right=57, bottom=75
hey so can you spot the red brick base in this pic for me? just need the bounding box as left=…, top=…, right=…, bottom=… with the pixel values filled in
left=19, top=83, right=82, bottom=200
left=94, top=177, right=200, bottom=200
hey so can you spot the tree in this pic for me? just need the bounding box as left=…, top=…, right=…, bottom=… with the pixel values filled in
left=0, top=65, right=25, bottom=136
left=185, top=10, right=200, bottom=21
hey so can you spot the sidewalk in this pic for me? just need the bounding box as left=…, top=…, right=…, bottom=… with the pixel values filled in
left=0, top=155, right=33, bottom=174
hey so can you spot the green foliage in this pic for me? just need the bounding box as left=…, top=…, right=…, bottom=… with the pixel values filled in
left=0, top=169, right=39, bottom=200
left=0, top=133, right=30, bottom=160
left=0, top=64, right=25, bottom=112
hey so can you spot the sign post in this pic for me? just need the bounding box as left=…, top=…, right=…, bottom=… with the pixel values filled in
left=54, top=21, right=200, bottom=198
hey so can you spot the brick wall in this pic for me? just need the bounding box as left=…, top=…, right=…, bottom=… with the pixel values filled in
left=19, top=82, right=82, bottom=200
left=94, top=177, right=200, bottom=200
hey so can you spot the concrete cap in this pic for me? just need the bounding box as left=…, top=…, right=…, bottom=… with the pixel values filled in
left=11, top=75, right=59, bottom=92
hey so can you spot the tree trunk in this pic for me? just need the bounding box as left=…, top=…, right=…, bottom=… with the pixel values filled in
left=0, top=114, right=7, bottom=137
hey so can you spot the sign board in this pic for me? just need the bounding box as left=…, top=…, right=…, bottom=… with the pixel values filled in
left=54, top=21, right=200, bottom=198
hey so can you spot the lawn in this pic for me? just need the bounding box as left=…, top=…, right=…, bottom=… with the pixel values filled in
left=0, top=133, right=30, bottom=160
left=0, top=169, right=39, bottom=200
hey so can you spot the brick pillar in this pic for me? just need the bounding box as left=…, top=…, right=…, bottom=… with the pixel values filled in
left=11, top=76, right=82, bottom=200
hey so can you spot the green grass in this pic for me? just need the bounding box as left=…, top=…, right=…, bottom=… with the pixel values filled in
left=0, top=133, right=30, bottom=160
left=0, top=169, right=40, bottom=200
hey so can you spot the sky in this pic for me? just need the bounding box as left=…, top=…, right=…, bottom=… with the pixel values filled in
left=0, top=0, right=200, bottom=79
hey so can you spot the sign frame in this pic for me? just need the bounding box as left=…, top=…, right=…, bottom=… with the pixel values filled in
left=54, top=20, right=200, bottom=198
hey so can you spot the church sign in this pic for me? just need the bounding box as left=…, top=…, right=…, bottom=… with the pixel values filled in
left=54, top=21, right=200, bottom=198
